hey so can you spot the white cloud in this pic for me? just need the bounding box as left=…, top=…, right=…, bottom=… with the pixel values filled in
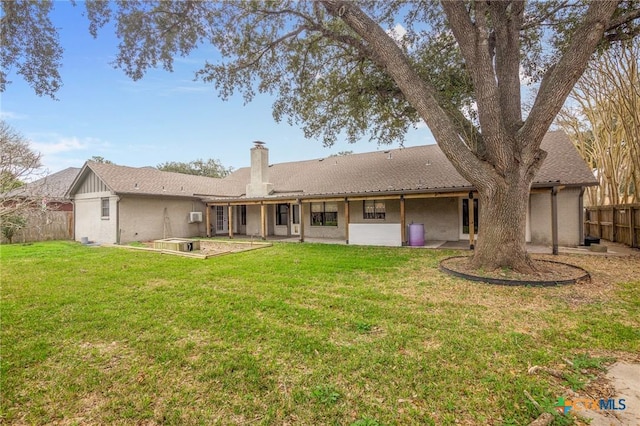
left=31, top=136, right=90, bottom=155
left=0, top=110, right=28, bottom=120
left=26, top=134, right=112, bottom=173
left=387, top=23, right=407, bottom=42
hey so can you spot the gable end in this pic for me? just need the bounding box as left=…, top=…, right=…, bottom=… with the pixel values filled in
left=76, top=171, right=109, bottom=194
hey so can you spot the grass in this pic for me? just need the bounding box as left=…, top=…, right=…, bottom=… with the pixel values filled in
left=1, top=241, right=639, bottom=425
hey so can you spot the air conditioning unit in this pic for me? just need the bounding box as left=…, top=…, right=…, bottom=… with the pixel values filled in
left=188, top=211, right=203, bottom=223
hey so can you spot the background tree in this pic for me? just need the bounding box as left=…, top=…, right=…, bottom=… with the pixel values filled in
left=3, top=1, right=639, bottom=271
left=329, top=151, right=354, bottom=157
left=89, top=156, right=114, bottom=164
left=557, top=41, right=639, bottom=206
left=0, top=121, right=44, bottom=240
left=156, top=158, right=232, bottom=178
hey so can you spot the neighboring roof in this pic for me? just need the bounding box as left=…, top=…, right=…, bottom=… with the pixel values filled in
left=6, top=167, right=81, bottom=200
left=67, top=161, right=243, bottom=198
left=210, top=130, right=597, bottom=201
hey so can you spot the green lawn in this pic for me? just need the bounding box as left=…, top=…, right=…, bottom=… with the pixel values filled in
left=1, top=241, right=638, bottom=425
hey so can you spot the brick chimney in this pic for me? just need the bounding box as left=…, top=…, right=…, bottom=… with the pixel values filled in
left=246, top=141, right=273, bottom=197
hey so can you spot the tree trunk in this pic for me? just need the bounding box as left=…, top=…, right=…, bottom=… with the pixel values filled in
left=321, top=0, right=618, bottom=273
left=472, top=171, right=536, bottom=273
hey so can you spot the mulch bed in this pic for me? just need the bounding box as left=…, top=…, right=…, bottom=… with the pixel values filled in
left=440, top=256, right=590, bottom=286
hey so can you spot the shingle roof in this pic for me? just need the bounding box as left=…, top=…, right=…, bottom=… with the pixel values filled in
left=7, top=167, right=80, bottom=200
left=68, top=131, right=596, bottom=202
left=213, top=130, right=597, bottom=200
left=68, top=161, right=243, bottom=198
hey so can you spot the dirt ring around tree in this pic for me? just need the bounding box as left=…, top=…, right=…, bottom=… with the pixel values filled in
left=439, top=256, right=591, bottom=286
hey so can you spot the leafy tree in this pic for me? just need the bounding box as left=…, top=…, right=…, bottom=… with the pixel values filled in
left=89, top=156, right=114, bottom=164
left=3, top=1, right=640, bottom=271
left=1, top=214, right=26, bottom=244
left=156, top=158, right=232, bottom=178
left=557, top=41, right=640, bottom=205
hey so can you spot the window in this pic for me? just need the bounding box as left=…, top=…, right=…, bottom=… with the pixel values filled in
left=311, top=202, right=338, bottom=226
left=291, top=204, right=300, bottom=225
left=101, top=198, right=110, bottom=218
left=240, top=205, right=247, bottom=226
left=363, top=200, right=386, bottom=219
left=276, top=204, right=289, bottom=226
left=462, top=198, right=479, bottom=234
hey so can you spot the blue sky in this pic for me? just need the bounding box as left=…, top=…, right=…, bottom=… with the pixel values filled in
left=1, top=2, right=435, bottom=175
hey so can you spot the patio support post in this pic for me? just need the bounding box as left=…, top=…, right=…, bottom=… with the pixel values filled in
left=400, top=196, right=406, bottom=245
left=344, top=198, right=349, bottom=244
left=551, top=187, right=559, bottom=255
left=299, top=200, right=305, bottom=243
left=468, top=192, right=475, bottom=250
left=228, top=204, right=234, bottom=239
left=205, top=205, right=211, bottom=237
left=260, top=203, right=267, bottom=240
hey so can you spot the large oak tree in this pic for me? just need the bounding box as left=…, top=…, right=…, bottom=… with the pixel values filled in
left=3, top=1, right=639, bottom=271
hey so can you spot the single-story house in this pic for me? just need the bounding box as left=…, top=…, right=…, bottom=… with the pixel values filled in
left=68, top=131, right=597, bottom=247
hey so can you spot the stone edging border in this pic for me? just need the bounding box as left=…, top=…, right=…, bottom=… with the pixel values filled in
left=439, top=256, right=591, bottom=287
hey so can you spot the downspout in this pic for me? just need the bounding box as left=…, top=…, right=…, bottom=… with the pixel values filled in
left=551, top=187, right=558, bottom=255
left=578, top=187, right=585, bottom=246
left=116, top=196, right=121, bottom=245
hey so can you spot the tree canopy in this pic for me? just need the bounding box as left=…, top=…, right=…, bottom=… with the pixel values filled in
left=0, top=0, right=62, bottom=98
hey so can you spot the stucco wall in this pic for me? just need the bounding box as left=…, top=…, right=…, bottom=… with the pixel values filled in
left=529, top=187, right=581, bottom=246
left=244, top=205, right=276, bottom=237
left=303, top=201, right=346, bottom=239
left=405, top=197, right=459, bottom=241
left=74, top=192, right=119, bottom=244
left=118, top=197, right=206, bottom=244
left=348, top=199, right=402, bottom=224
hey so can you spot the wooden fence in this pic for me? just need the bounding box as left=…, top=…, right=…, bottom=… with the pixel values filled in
left=584, top=204, right=640, bottom=248
left=2, top=210, right=73, bottom=244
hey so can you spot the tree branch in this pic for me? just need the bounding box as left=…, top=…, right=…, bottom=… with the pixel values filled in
left=521, top=1, right=619, bottom=145
left=320, top=0, right=491, bottom=187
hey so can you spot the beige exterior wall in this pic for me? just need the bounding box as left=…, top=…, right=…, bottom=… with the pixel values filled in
left=118, top=196, right=206, bottom=244
left=304, top=201, right=346, bottom=239
left=224, top=189, right=583, bottom=246
left=244, top=205, right=275, bottom=237
left=74, top=192, right=119, bottom=244
left=405, top=197, right=460, bottom=241
left=348, top=199, right=401, bottom=224
left=529, top=187, right=581, bottom=246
